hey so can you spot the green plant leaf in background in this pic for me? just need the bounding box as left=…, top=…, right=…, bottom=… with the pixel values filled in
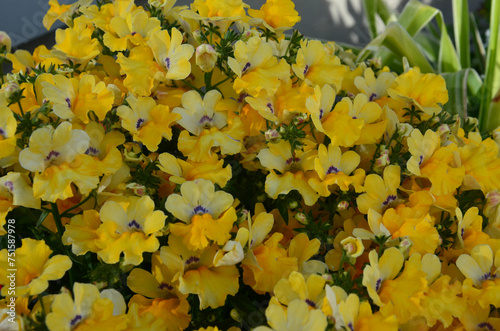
left=453, top=0, right=471, bottom=68
left=479, top=0, right=500, bottom=132
left=441, top=69, right=481, bottom=121
left=357, top=21, right=435, bottom=73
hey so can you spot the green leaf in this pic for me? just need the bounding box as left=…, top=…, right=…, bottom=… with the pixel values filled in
left=376, top=0, right=396, bottom=25
left=452, top=0, right=471, bottom=68
left=363, top=0, right=378, bottom=39
left=435, top=13, right=461, bottom=73
left=398, top=0, right=438, bottom=37
left=479, top=0, right=500, bottom=132
left=469, top=13, right=486, bottom=72
left=36, top=210, right=50, bottom=228
left=441, top=69, right=473, bottom=121
left=357, top=22, right=435, bottom=73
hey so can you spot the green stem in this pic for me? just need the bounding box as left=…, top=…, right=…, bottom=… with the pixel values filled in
left=479, top=0, right=500, bottom=132
left=181, top=79, right=204, bottom=95
left=17, top=100, right=24, bottom=116
left=51, top=203, right=65, bottom=237
left=211, top=75, right=233, bottom=89
left=60, top=193, right=93, bottom=218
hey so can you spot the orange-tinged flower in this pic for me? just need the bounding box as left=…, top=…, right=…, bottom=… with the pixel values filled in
left=0, top=238, right=72, bottom=297
left=378, top=253, right=428, bottom=324
left=160, top=235, right=239, bottom=309
left=158, top=152, right=232, bottom=187
left=62, top=210, right=101, bottom=256
left=319, top=94, right=385, bottom=147
left=181, top=0, right=248, bottom=33
left=248, top=0, right=301, bottom=35
left=95, top=196, right=166, bottom=265
left=228, top=36, right=290, bottom=97
left=292, top=39, right=347, bottom=89
left=242, top=232, right=298, bottom=294
left=387, top=67, right=448, bottom=117
left=117, top=95, right=181, bottom=152
left=459, top=138, right=500, bottom=194
left=43, top=0, right=92, bottom=30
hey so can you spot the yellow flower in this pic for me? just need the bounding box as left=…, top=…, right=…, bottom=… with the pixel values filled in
left=357, top=165, right=401, bottom=214
left=292, top=39, right=347, bottom=89
left=51, top=17, right=100, bottom=66
left=127, top=297, right=190, bottom=331
left=323, top=93, right=385, bottom=147
left=406, top=128, right=441, bottom=176
left=309, top=143, right=365, bottom=196
left=306, top=84, right=336, bottom=133
left=387, top=67, right=448, bottom=117
left=362, top=247, right=404, bottom=307
left=95, top=196, right=166, bottom=265
left=245, top=80, right=314, bottom=123
left=160, top=235, right=239, bottom=309
left=117, top=95, right=180, bottom=152
left=147, top=28, right=194, bottom=81
left=456, top=244, right=498, bottom=288
left=228, top=36, right=290, bottom=97
left=175, top=91, right=244, bottom=162
left=254, top=299, right=327, bottom=331
left=116, top=45, right=161, bottom=97
left=377, top=253, right=428, bottom=324
left=124, top=302, right=167, bottom=331
left=273, top=271, right=326, bottom=309
left=248, top=0, right=301, bottom=34
left=0, top=239, right=72, bottom=297
left=258, top=140, right=319, bottom=206
left=126, top=252, right=191, bottom=330
left=43, top=0, right=91, bottom=30
left=242, top=232, right=298, bottom=294
left=165, top=179, right=236, bottom=250
left=62, top=210, right=101, bottom=255
left=103, top=7, right=161, bottom=51
left=83, top=121, right=124, bottom=176
left=288, top=232, right=325, bottom=275
left=0, top=106, right=17, bottom=159
left=181, top=0, right=248, bottom=33
left=459, top=137, right=500, bottom=194
left=354, top=67, right=396, bottom=102
left=42, top=74, right=114, bottom=123
left=158, top=152, right=232, bottom=188
left=324, top=286, right=398, bottom=331
left=46, top=283, right=128, bottom=331
left=18, top=122, right=100, bottom=202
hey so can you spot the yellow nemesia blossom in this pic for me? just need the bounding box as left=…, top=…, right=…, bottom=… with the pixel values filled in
left=248, top=0, right=301, bottom=35
left=95, top=196, right=166, bottom=265
left=292, top=39, right=347, bottom=90
left=273, top=271, right=326, bottom=309
left=228, top=36, right=290, bottom=97
left=62, top=210, right=101, bottom=256
left=387, top=67, right=448, bottom=117
left=253, top=299, right=327, bottom=331
left=117, top=95, right=180, bottom=152
left=0, top=106, right=18, bottom=160
left=18, top=122, right=100, bottom=202
left=354, top=67, right=396, bottom=102
left=0, top=238, right=72, bottom=297
left=46, top=283, right=128, bottom=331
left=42, top=74, right=114, bottom=123
left=357, top=165, right=401, bottom=214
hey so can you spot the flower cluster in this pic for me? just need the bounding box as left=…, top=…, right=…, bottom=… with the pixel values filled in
left=1, top=0, right=500, bottom=330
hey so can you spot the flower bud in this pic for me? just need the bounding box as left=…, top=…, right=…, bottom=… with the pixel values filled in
left=230, top=309, right=242, bottom=323
left=241, top=30, right=259, bottom=42
left=484, top=190, right=500, bottom=227
left=4, top=82, right=20, bottom=101
left=397, top=123, right=413, bottom=137
left=398, top=237, right=413, bottom=258
left=192, top=30, right=204, bottom=44
left=293, top=113, right=308, bottom=126
left=294, top=212, right=308, bottom=225
left=373, top=148, right=390, bottom=173
left=337, top=201, right=349, bottom=211
left=264, top=129, right=281, bottom=143
left=126, top=182, right=147, bottom=196
left=196, top=44, right=217, bottom=72
left=0, top=31, right=11, bottom=53
left=287, top=200, right=298, bottom=210
left=340, top=236, right=364, bottom=259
